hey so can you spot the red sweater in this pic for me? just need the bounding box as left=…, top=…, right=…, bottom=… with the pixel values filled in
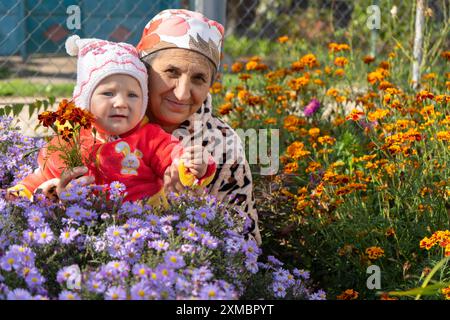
left=16, top=118, right=216, bottom=202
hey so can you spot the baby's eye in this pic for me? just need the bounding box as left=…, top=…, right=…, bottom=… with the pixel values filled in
left=102, top=91, right=113, bottom=96
left=128, top=93, right=139, bottom=98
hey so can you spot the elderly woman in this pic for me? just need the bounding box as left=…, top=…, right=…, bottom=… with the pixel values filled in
left=16, top=9, right=261, bottom=245
left=135, top=9, right=260, bottom=244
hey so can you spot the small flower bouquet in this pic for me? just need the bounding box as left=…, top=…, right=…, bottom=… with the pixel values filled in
left=37, top=99, right=95, bottom=170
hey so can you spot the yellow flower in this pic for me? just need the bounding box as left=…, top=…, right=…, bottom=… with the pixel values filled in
left=368, top=109, right=390, bottom=122
left=299, top=53, right=319, bottom=68
left=218, top=103, right=233, bottom=115
left=318, top=135, right=336, bottom=145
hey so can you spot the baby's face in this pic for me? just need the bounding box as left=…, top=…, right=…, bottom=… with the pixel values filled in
left=90, top=74, right=143, bottom=136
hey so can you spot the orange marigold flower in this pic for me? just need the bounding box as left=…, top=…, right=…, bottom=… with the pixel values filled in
left=346, top=109, right=365, bottom=121
left=437, top=131, right=450, bottom=141
left=38, top=111, right=58, bottom=128
left=245, top=60, right=258, bottom=71
left=326, top=88, right=339, bottom=97
left=318, top=135, right=336, bottom=145
left=367, top=70, right=384, bottom=85
left=239, top=73, right=252, bottom=81
left=291, top=61, right=305, bottom=72
left=379, top=61, right=390, bottom=70
left=385, top=227, right=396, bottom=237
left=284, top=161, right=299, bottom=174
left=210, top=82, right=222, bottom=94
left=365, top=246, right=384, bottom=260
left=299, top=53, right=319, bottom=68
left=278, top=35, right=289, bottom=43
left=416, top=90, right=434, bottom=102
left=237, top=90, right=250, bottom=103
left=286, top=141, right=311, bottom=160
left=328, top=43, right=350, bottom=53
left=442, top=286, right=450, bottom=300
left=264, top=118, right=277, bottom=125
left=419, top=237, right=436, bottom=250
left=218, top=103, right=233, bottom=115
left=422, top=73, right=437, bottom=80
left=380, top=293, right=398, bottom=300
left=334, top=68, right=345, bottom=77
left=306, top=161, right=322, bottom=173
left=368, top=109, right=390, bottom=122
left=337, top=289, right=359, bottom=300
left=231, top=62, right=243, bottom=73
left=441, top=51, right=450, bottom=61
left=308, top=127, right=320, bottom=138
left=363, top=55, right=375, bottom=64
left=334, top=57, right=349, bottom=67
left=283, top=115, right=303, bottom=132
left=225, top=92, right=235, bottom=101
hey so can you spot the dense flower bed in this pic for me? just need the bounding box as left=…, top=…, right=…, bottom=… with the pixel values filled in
left=0, top=116, right=324, bottom=300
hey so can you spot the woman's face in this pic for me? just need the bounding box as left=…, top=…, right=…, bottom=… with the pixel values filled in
left=146, top=49, right=214, bottom=133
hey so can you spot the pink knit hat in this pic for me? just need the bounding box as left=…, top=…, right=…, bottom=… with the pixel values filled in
left=136, top=9, right=224, bottom=69
left=65, top=35, right=148, bottom=119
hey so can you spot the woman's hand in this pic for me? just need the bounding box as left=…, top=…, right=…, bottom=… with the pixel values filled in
left=56, top=166, right=95, bottom=198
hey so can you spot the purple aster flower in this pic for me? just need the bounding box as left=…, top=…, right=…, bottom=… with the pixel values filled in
left=303, top=98, right=320, bottom=117
left=155, top=265, right=176, bottom=284
left=224, top=237, right=241, bottom=254
left=164, top=251, right=185, bottom=269
left=56, top=265, right=80, bottom=285
left=22, top=229, right=36, bottom=244
left=59, top=290, right=80, bottom=300
left=132, top=264, right=150, bottom=279
left=93, top=240, right=107, bottom=252
left=180, top=244, right=196, bottom=254
left=59, top=227, right=80, bottom=244
left=26, top=209, right=45, bottom=229
left=241, top=239, right=261, bottom=259
left=25, top=269, right=45, bottom=288
left=267, top=255, right=284, bottom=267
left=293, top=268, right=310, bottom=280
left=86, top=276, right=106, bottom=294
left=199, top=283, right=222, bottom=300
left=191, top=266, right=213, bottom=283
left=7, top=288, right=32, bottom=300
left=105, top=286, right=127, bottom=300
left=119, top=202, right=143, bottom=216
left=192, top=207, right=215, bottom=225
left=130, top=281, right=151, bottom=300
left=245, top=259, right=259, bottom=274
left=65, top=204, right=86, bottom=221
left=200, top=233, right=219, bottom=249
left=149, top=240, right=169, bottom=251
left=272, top=281, right=287, bottom=298
left=0, top=251, right=20, bottom=271
left=105, top=225, right=126, bottom=241
left=309, top=289, right=327, bottom=300
left=35, top=226, right=54, bottom=245
left=175, top=277, right=192, bottom=295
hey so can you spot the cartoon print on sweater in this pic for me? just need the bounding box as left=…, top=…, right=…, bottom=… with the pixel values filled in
left=114, top=141, right=143, bottom=175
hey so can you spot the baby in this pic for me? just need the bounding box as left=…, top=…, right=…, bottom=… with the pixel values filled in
left=8, top=36, right=216, bottom=205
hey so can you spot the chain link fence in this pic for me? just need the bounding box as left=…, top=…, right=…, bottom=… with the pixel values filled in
left=0, top=0, right=448, bottom=135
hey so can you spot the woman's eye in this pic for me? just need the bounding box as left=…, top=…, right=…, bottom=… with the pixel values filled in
left=194, top=76, right=206, bottom=83
left=165, top=69, right=178, bottom=76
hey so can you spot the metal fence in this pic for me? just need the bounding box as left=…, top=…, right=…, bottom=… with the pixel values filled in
left=0, top=0, right=448, bottom=105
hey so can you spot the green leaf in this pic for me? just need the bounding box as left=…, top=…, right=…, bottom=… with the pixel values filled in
left=4, top=105, right=11, bottom=116
left=12, top=103, right=24, bottom=117
left=48, top=96, right=55, bottom=105
left=29, top=103, right=36, bottom=118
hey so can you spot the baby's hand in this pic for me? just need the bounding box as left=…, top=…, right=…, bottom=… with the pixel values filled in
left=180, top=146, right=208, bottom=179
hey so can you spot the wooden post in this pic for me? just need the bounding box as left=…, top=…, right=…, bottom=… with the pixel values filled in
left=412, top=0, right=425, bottom=90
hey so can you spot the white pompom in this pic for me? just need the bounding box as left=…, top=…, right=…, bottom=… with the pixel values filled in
left=65, top=35, right=80, bottom=56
